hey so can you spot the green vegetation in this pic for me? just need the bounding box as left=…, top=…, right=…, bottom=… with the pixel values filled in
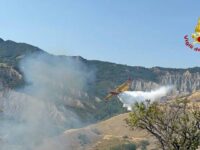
left=127, top=99, right=200, bottom=150
left=0, top=39, right=43, bottom=67
left=91, top=128, right=101, bottom=135
left=140, top=140, right=150, bottom=150
left=78, top=133, right=90, bottom=145
left=93, top=137, right=137, bottom=150
left=110, top=143, right=136, bottom=150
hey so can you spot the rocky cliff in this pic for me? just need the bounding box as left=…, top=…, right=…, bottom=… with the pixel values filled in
left=130, top=69, right=200, bottom=94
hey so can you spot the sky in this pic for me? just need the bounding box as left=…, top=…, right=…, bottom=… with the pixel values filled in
left=0, top=0, right=200, bottom=68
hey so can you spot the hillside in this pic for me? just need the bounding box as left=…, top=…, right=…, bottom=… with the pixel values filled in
left=35, top=91, right=200, bottom=150
left=0, top=38, right=200, bottom=121
left=35, top=113, right=156, bottom=150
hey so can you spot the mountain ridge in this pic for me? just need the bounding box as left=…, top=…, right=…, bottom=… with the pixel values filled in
left=0, top=38, right=200, bottom=121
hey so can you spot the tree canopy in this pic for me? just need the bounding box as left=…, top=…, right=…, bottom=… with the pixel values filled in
left=126, top=99, right=200, bottom=150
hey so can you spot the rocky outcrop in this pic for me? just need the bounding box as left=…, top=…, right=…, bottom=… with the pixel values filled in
left=159, top=70, right=200, bottom=93
left=0, top=64, right=22, bottom=89
left=129, top=70, right=200, bottom=95
left=131, top=80, right=159, bottom=91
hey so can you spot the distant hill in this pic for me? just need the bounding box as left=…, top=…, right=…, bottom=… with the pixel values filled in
left=0, top=38, right=45, bottom=66
left=1, top=38, right=200, bottom=121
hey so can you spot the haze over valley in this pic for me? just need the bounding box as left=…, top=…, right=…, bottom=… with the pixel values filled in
left=0, top=38, right=200, bottom=149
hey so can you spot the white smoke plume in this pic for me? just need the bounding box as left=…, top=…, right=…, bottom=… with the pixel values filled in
left=118, top=86, right=173, bottom=111
left=0, top=53, right=94, bottom=150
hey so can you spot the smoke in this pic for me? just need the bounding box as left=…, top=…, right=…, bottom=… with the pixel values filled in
left=118, top=86, right=173, bottom=111
left=0, top=54, right=93, bottom=150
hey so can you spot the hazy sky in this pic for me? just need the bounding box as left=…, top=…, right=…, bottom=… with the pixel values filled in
left=0, top=0, right=200, bottom=68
